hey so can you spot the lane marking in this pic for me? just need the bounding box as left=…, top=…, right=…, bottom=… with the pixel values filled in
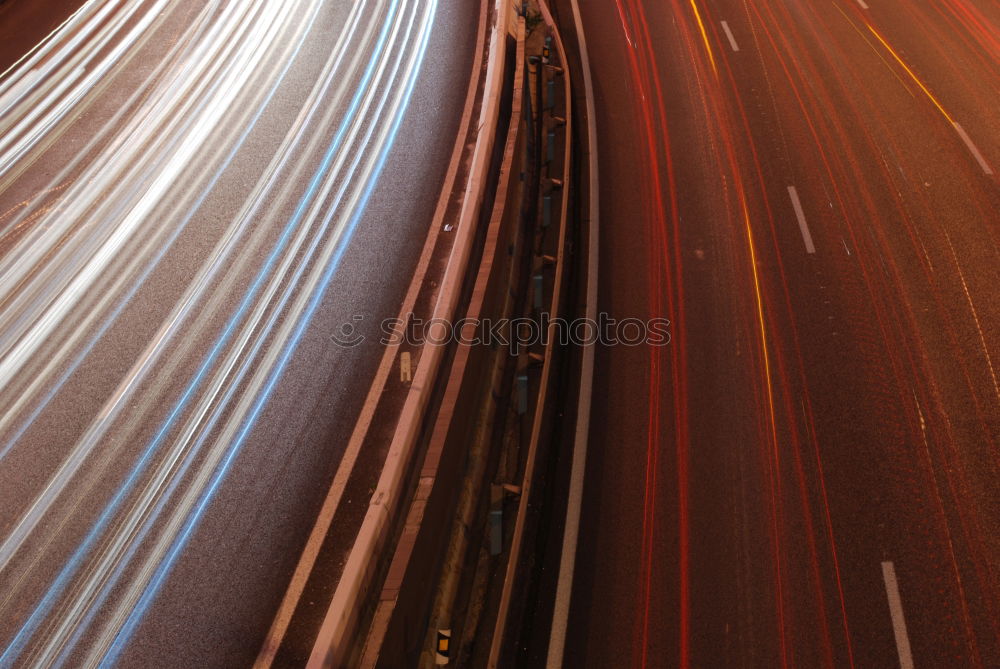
left=953, top=122, right=994, bottom=175
left=546, top=0, right=598, bottom=664
left=881, top=561, right=915, bottom=669
left=720, top=21, right=740, bottom=52
left=787, top=186, right=816, bottom=254
left=855, top=0, right=870, bottom=10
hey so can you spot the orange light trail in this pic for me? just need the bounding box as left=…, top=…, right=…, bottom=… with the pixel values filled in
left=861, top=16, right=954, bottom=122
left=688, top=0, right=718, bottom=77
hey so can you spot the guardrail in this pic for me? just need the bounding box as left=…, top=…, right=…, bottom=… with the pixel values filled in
left=333, top=1, right=577, bottom=665
left=485, top=1, right=573, bottom=665
left=303, top=0, right=524, bottom=666
left=355, top=16, right=532, bottom=666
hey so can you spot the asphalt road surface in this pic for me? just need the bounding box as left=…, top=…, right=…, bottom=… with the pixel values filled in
left=553, top=0, right=1000, bottom=666
left=0, top=0, right=474, bottom=667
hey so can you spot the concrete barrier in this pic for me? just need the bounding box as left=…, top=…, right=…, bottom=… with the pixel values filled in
left=304, top=0, right=522, bottom=666
left=486, top=1, right=575, bottom=665
left=358, top=15, right=531, bottom=667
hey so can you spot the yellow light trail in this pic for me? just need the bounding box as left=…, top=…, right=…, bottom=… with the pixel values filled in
left=740, top=196, right=778, bottom=449
left=689, top=0, right=718, bottom=77
left=863, top=19, right=954, bottom=123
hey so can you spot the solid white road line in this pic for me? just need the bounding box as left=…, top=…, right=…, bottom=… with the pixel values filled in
left=720, top=21, right=739, bottom=52
left=546, top=0, right=598, bottom=665
left=881, top=561, right=915, bottom=669
left=953, top=122, right=994, bottom=175
left=787, top=186, right=816, bottom=254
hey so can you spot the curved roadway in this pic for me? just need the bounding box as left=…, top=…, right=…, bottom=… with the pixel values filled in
left=0, top=0, right=475, bottom=666
left=550, top=0, right=1000, bottom=666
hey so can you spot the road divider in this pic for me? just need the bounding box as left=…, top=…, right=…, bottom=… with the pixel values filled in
left=358, top=18, right=531, bottom=666
left=295, top=0, right=523, bottom=665
left=486, top=1, right=574, bottom=664
left=334, top=2, right=581, bottom=665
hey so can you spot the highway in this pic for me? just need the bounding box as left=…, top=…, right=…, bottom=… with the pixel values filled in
left=550, top=0, right=1000, bottom=666
left=0, top=0, right=475, bottom=667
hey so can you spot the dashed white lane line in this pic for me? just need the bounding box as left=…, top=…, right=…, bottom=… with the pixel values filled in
left=881, top=561, right=915, bottom=669
left=787, top=186, right=816, bottom=254
left=856, top=0, right=870, bottom=10
left=953, top=122, right=994, bottom=175
left=720, top=21, right=740, bottom=52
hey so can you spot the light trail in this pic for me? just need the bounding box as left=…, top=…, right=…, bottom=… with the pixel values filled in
left=0, top=3, right=320, bottom=461
left=863, top=22, right=953, bottom=122
left=556, top=0, right=1000, bottom=664
left=0, top=0, right=371, bottom=460
left=0, top=0, right=314, bottom=577
left=0, top=0, right=443, bottom=663
left=52, top=2, right=418, bottom=658
left=688, top=0, right=718, bottom=77
left=0, top=0, right=291, bottom=382
left=95, top=11, right=437, bottom=663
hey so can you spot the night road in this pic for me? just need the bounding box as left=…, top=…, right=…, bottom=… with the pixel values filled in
left=546, top=0, right=1000, bottom=667
left=0, top=0, right=475, bottom=667
left=2, top=0, right=1000, bottom=667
